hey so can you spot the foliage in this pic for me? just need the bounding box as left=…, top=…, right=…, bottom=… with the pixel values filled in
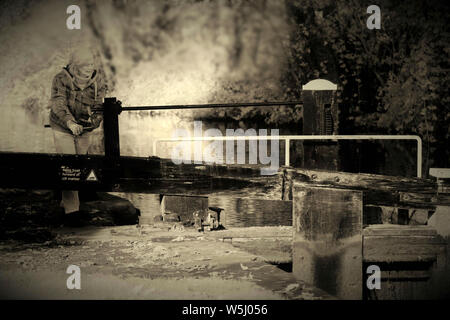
left=85, top=0, right=450, bottom=169
left=282, top=0, right=450, bottom=168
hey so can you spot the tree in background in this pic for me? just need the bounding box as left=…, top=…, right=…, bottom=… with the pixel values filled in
left=85, top=0, right=448, bottom=173
left=282, top=0, right=450, bottom=173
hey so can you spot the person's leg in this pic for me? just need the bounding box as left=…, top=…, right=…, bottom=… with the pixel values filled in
left=53, top=129, right=77, bottom=154
left=52, top=130, right=80, bottom=214
left=75, top=131, right=92, bottom=155
left=76, top=125, right=104, bottom=155
left=86, top=122, right=105, bottom=155
left=74, top=131, right=98, bottom=202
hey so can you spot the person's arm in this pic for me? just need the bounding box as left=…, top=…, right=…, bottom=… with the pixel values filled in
left=90, top=76, right=108, bottom=127
left=50, top=74, right=76, bottom=126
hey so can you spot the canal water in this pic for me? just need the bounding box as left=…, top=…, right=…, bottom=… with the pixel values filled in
left=111, top=192, right=292, bottom=228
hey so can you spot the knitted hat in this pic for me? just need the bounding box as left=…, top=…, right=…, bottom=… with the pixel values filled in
left=70, top=47, right=95, bottom=80
left=70, top=47, right=95, bottom=67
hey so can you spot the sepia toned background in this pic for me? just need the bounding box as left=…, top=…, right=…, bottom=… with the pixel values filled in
left=1, top=0, right=448, bottom=176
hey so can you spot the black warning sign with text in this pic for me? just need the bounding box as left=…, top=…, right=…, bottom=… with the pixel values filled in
left=60, top=166, right=82, bottom=181
left=59, top=166, right=101, bottom=183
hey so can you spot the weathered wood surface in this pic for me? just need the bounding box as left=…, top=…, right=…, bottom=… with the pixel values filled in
left=285, top=168, right=449, bottom=299
left=363, top=225, right=445, bottom=263
left=292, top=186, right=363, bottom=300
left=362, top=225, right=448, bottom=300
left=0, top=152, right=282, bottom=198
left=363, top=225, right=438, bottom=236
left=282, top=167, right=448, bottom=208
left=400, top=192, right=450, bottom=206
left=364, top=236, right=443, bottom=263
left=284, top=167, right=437, bottom=194
left=302, top=85, right=339, bottom=136
left=378, top=269, right=432, bottom=280
left=1, top=150, right=446, bottom=206
left=363, top=205, right=433, bottom=226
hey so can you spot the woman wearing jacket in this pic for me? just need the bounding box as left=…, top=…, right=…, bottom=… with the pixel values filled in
left=49, top=47, right=107, bottom=227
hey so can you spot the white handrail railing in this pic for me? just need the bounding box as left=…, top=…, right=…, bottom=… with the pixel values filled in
left=153, top=135, right=422, bottom=178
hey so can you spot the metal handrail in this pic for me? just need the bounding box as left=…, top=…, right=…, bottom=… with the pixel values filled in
left=153, top=135, right=423, bottom=178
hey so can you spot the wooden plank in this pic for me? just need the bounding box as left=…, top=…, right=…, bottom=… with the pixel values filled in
left=400, top=192, right=450, bottom=206
left=363, top=225, right=437, bottom=237
left=292, top=186, right=363, bottom=299
left=381, top=269, right=432, bottom=280
left=302, top=87, right=338, bottom=135
left=363, top=206, right=430, bottom=225
left=363, top=260, right=438, bottom=300
left=282, top=168, right=445, bottom=216
left=286, top=168, right=435, bottom=192
left=301, top=84, right=339, bottom=171
left=363, top=235, right=443, bottom=262
left=0, top=152, right=283, bottom=197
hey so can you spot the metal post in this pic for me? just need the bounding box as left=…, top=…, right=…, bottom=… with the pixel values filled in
left=285, top=139, right=290, bottom=167
left=417, top=137, right=422, bottom=178
left=103, top=97, right=121, bottom=159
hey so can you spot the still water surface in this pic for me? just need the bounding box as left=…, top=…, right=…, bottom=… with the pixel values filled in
left=112, top=192, right=292, bottom=228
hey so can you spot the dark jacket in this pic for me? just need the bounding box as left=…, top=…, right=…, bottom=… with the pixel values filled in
left=49, top=64, right=107, bottom=134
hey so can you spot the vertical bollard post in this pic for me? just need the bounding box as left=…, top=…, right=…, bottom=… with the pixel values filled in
left=103, top=97, right=121, bottom=187
left=301, top=79, right=339, bottom=170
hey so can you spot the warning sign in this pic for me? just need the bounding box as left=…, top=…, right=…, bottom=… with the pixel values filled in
left=61, top=166, right=81, bottom=181
left=86, top=170, right=98, bottom=181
